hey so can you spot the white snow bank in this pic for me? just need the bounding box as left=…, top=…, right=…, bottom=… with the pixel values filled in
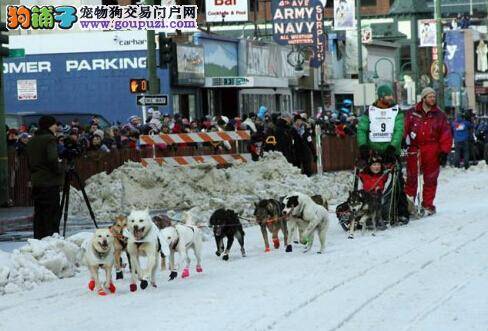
left=69, top=152, right=353, bottom=222
left=0, top=232, right=92, bottom=295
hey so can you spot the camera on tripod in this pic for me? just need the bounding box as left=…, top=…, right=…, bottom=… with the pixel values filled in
left=58, top=137, right=98, bottom=236
left=60, top=137, right=85, bottom=162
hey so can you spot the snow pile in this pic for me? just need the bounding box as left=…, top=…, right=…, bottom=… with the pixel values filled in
left=0, top=233, right=92, bottom=295
left=68, top=152, right=353, bottom=222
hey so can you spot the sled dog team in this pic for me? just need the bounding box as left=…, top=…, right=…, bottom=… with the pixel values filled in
left=82, top=192, right=330, bottom=296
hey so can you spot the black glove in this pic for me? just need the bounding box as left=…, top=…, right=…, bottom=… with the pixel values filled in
left=359, top=145, right=370, bottom=161
left=384, top=145, right=397, bottom=163
left=169, top=271, right=178, bottom=281
left=439, top=153, right=448, bottom=167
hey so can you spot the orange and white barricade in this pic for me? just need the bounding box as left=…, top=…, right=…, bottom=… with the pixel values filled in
left=139, top=131, right=252, bottom=167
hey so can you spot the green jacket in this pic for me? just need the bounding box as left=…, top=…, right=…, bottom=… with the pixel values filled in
left=357, top=102, right=405, bottom=154
left=26, top=130, right=64, bottom=187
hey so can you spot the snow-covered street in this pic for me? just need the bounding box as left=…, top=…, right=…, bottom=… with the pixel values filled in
left=1, top=164, right=487, bottom=331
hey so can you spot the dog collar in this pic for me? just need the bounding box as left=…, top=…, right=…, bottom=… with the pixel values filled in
left=92, top=246, right=109, bottom=260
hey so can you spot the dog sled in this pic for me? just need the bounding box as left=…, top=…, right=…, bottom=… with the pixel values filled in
left=335, top=158, right=405, bottom=237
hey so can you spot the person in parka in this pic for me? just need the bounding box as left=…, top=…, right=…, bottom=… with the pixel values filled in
left=291, top=114, right=316, bottom=177
left=273, top=114, right=295, bottom=164
left=404, top=88, right=453, bottom=216
left=26, top=116, right=65, bottom=239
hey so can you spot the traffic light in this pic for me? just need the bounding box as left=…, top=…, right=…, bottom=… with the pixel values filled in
left=158, top=33, right=176, bottom=68
left=0, top=23, right=9, bottom=58
left=129, top=78, right=149, bottom=94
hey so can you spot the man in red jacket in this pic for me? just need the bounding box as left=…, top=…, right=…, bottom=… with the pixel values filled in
left=404, top=88, right=453, bottom=216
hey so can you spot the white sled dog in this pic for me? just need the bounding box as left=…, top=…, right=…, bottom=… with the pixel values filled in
left=159, top=213, right=203, bottom=280
left=282, top=193, right=330, bottom=254
left=125, top=209, right=161, bottom=292
left=82, top=228, right=116, bottom=296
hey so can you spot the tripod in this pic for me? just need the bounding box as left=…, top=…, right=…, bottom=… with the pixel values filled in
left=59, top=162, right=98, bottom=237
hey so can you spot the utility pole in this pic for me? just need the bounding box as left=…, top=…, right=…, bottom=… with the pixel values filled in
left=356, top=0, right=363, bottom=85
left=435, top=0, right=445, bottom=110
left=146, top=0, right=159, bottom=95
left=356, top=0, right=366, bottom=112
left=0, top=14, right=9, bottom=206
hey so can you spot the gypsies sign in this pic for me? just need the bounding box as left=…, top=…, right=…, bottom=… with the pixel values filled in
left=271, top=0, right=326, bottom=68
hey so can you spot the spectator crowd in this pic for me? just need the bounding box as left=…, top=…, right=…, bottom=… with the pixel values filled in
left=5, top=103, right=488, bottom=176
left=4, top=103, right=361, bottom=177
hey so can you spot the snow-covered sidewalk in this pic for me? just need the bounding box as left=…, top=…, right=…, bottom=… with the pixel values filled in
left=0, top=164, right=487, bottom=331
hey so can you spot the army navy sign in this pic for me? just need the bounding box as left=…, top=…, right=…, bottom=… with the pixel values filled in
left=271, top=0, right=326, bottom=68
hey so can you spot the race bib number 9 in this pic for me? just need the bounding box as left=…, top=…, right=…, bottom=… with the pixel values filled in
left=369, top=105, right=399, bottom=143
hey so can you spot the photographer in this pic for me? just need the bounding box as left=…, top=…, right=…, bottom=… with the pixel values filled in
left=26, top=116, right=64, bottom=239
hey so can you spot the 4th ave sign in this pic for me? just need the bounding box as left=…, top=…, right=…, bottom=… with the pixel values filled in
left=136, top=95, right=168, bottom=106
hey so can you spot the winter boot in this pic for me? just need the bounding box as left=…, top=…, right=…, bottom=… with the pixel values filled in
left=423, top=206, right=436, bottom=217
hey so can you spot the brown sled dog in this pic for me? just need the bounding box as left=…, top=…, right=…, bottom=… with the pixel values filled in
left=109, top=215, right=129, bottom=280
left=254, top=199, right=289, bottom=252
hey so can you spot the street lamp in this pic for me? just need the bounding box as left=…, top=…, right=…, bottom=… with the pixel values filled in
left=399, top=62, right=412, bottom=80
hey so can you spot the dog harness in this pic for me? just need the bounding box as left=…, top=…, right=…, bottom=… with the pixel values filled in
left=171, top=225, right=196, bottom=250
left=124, top=222, right=159, bottom=246
left=81, top=240, right=115, bottom=267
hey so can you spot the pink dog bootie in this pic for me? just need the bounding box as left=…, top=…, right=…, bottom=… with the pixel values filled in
left=273, top=238, right=280, bottom=249
left=182, top=268, right=190, bottom=278
left=108, top=283, right=116, bottom=294
left=196, top=265, right=203, bottom=273
left=88, top=279, right=95, bottom=291
left=265, top=246, right=271, bottom=253
left=130, top=283, right=137, bottom=292
left=98, top=289, right=107, bottom=296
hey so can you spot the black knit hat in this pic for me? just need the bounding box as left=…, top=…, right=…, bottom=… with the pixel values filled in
left=38, top=115, right=57, bottom=130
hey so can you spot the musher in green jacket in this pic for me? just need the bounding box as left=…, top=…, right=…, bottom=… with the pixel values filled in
left=356, top=84, right=409, bottom=225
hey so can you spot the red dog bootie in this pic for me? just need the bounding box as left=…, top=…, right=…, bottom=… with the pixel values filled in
left=130, top=283, right=137, bottom=292
left=182, top=268, right=190, bottom=278
left=196, top=265, right=203, bottom=273
left=98, top=289, right=107, bottom=296
left=273, top=238, right=280, bottom=249
left=88, top=279, right=95, bottom=291
left=264, top=246, right=271, bottom=253
left=108, top=283, right=116, bottom=293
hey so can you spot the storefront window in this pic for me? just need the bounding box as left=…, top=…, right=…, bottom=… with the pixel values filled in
left=173, top=94, right=197, bottom=120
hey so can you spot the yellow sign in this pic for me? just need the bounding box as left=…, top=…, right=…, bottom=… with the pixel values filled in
left=430, top=60, right=447, bottom=81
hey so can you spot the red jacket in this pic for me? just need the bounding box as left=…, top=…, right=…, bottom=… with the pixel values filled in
left=359, top=172, right=387, bottom=193
left=404, top=103, right=452, bottom=154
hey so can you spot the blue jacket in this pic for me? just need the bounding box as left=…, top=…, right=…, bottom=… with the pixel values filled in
left=451, top=119, right=472, bottom=143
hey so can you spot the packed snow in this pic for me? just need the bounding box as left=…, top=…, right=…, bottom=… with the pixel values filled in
left=0, top=162, right=487, bottom=331
left=68, top=152, right=352, bottom=222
